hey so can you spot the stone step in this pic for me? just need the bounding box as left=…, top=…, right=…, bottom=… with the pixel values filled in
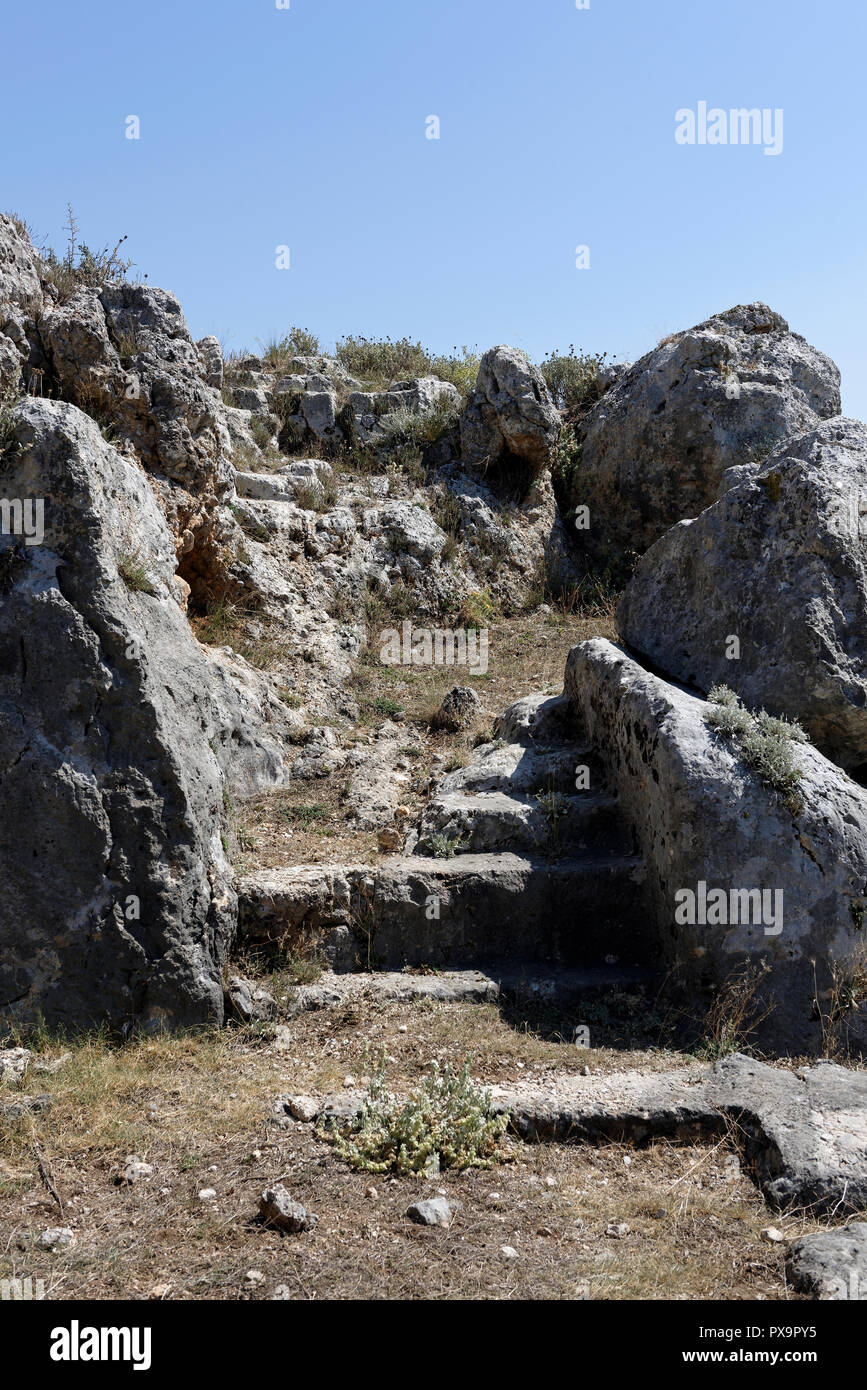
left=414, top=789, right=629, bottom=856
left=439, top=741, right=607, bottom=797
left=372, top=851, right=648, bottom=970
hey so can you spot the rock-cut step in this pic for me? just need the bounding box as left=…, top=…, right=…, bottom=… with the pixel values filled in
left=412, top=788, right=629, bottom=856
left=237, top=848, right=649, bottom=973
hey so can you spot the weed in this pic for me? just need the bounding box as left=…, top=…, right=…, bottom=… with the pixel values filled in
left=117, top=552, right=156, bottom=596
left=694, top=961, right=774, bottom=1061
left=705, top=686, right=807, bottom=812
left=317, top=1050, right=510, bottom=1174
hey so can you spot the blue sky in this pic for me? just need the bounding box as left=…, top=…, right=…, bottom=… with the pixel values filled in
left=3, top=0, right=865, bottom=413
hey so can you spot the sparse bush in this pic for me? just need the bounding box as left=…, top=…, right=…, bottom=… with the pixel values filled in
left=259, top=326, right=322, bottom=368
left=541, top=347, right=608, bottom=414
left=695, top=961, right=774, bottom=1061
left=705, top=686, right=807, bottom=812
left=457, top=590, right=498, bottom=628
left=117, top=552, right=156, bottom=596
left=41, top=205, right=137, bottom=303
left=335, top=335, right=479, bottom=400
left=318, top=1051, right=510, bottom=1174
left=428, top=831, right=470, bottom=859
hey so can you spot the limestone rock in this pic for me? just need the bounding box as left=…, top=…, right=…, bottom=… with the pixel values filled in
left=564, top=638, right=867, bottom=1053
left=786, top=1225, right=867, bottom=1299
left=570, top=302, right=840, bottom=562
left=406, top=1197, right=454, bottom=1227
left=433, top=686, right=482, bottom=733
left=460, top=346, right=560, bottom=478
left=0, top=398, right=235, bottom=1032
left=618, top=417, right=867, bottom=772
left=259, top=1186, right=315, bottom=1233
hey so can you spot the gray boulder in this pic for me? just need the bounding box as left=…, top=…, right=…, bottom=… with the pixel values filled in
left=565, top=638, right=867, bottom=1053
left=618, top=417, right=867, bottom=772
left=258, top=1187, right=315, bottom=1233
left=433, top=686, right=482, bottom=732
left=569, top=303, right=840, bottom=562
left=787, top=1225, right=867, bottom=1299
left=0, top=398, right=235, bottom=1032
left=460, top=346, right=560, bottom=478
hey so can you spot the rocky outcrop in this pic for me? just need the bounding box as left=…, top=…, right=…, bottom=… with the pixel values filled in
left=618, top=417, right=867, bottom=773
left=564, top=638, right=867, bottom=1053
left=568, top=303, right=840, bottom=563
left=787, top=1225, right=867, bottom=1299
left=0, top=398, right=235, bottom=1031
left=460, top=346, right=560, bottom=480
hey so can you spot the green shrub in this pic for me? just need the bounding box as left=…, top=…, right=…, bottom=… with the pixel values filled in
left=318, top=1052, right=510, bottom=1174
left=428, top=832, right=470, bottom=859
left=335, top=336, right=479, bottom=399
left=705, top=685, right=807, bottom=812
left=541, top=347, right=608, bottom=414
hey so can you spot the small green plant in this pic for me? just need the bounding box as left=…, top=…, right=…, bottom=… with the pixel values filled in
left=117, top=552, right=156, bottom=596
left=705, top=685, right=807, bottom=813
left=457, top=589, right=498, bottom=628
left=295, top=480, right=339, bottom=513
left=258, top=326, right=322, bottom=369
left=537, top=789, right=569, bottom=856
left=317, top=1050, right=510, bottom=1174
left=42, top=205, right=137, bottom=302
left=541, top=347, right=608, bottom=414
left=278, top=803, right=329, bottom=826
left=366, top=695, right=404, bottom=719
left=428, top=831, right=470, bottom=859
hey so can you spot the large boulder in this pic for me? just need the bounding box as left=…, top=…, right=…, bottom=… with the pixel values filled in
left=618, top=417, right=867, bottom=773
left=460, top=346, right=560, bottom=480
left=0, top=398, right=236, bottom=1032
left=564, top=638, right=867, bottom=1054
left=569, top=303, right=840, bottom=563
left=0, top=213, right=43, bottom=394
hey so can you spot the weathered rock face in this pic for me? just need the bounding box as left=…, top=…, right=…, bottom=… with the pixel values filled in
left=618, top=417, right=867, bottom=773
left=564, top=639, right=867, bottom=1054
left=569, top=303, right=840, bottom=563
left=0, top=398, right=236, bottom=1031
left=460, top=346, right=560, bottom=480
left=787, top=1225, right=867, bottom=1299
left=0, top=213, right=43, bottom=395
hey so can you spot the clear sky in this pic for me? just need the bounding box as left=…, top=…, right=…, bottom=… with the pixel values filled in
left=2, top=0, right=865, bottom=413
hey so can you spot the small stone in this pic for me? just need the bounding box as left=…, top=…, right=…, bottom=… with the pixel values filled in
left=605, top=1222, right=630, bottom=1239
left=761, top=1227, right=785, bottom=1244
left=198, top=1188, right=218, bottom=1202
left=271, top=1284, right=292, bottom=1301
left=432, top=686, right=482, bottom=733
left=398, top=1025, right=408, bottom=1034
left=365, top=1185, right=379, bottom=1200
left=259, top=1186, right=315, bottom=1233
left=343, top=1075, right=356, bottom=1088
left=122, top=1156, right=154, bottom=1184
left=245, top=1270, right=266, bottom=1286
left=37, top=1227, right=75, bottom=1252
left=406, top=1197, right=454, bottom=1227
left=148, top=1284, right=172, bottom=1300
left=499, top=1245, right=519, bottom=1260
left=287, top=1096, right=319, bottom=1123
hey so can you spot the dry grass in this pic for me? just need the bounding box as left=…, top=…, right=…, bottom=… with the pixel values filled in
left=0, top=998, right=831, bottom=1302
